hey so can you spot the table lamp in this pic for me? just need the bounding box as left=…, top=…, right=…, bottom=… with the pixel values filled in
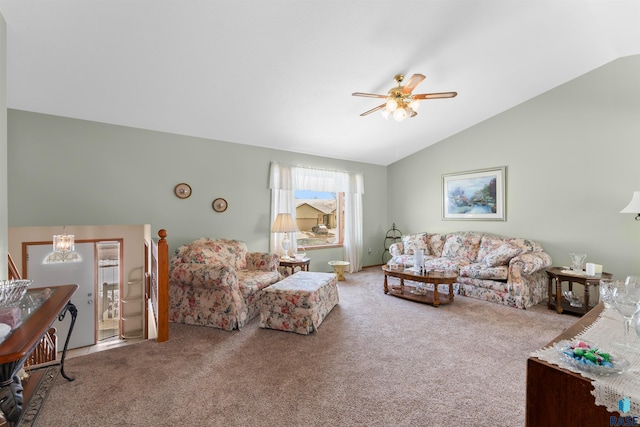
left=620, top=191, right=640, bottom=221
left=271, top=213, right=299, bottom=260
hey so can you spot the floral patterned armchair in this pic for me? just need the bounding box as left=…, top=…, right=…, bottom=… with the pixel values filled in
left=169, top=238, right=280, bottom=331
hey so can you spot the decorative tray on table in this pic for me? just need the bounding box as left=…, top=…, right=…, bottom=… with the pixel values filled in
left=553, top=340, right=630, bottom=375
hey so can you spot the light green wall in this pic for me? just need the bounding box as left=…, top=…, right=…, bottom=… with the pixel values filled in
left=6, top=55, right=640, bottom=278
left=388, top=55, right=640, bottom=279
left=6, top=111, right=388, bottom=270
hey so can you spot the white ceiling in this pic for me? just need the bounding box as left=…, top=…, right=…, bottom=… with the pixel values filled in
left=0, top=1, right=638, bottom=166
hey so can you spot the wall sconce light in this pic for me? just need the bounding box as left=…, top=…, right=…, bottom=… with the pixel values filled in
left=53, top=227, right=75, bottom=253
left=620, top=191, right=640, bottom=221
left=271, top=213, right=299, bottom=260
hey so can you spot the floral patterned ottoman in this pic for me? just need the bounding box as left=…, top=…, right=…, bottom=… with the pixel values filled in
left=260, top=271, right=339, bottom=335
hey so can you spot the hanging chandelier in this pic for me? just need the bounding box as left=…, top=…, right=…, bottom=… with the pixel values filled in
left=53, top=227, right=75, bottom=253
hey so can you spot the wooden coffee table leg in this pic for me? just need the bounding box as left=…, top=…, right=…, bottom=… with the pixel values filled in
left=384, top=273, right=388, bottom=294
left=433, top=282, right=440, bottom=307
left=449, top=282, right=454, bottom=302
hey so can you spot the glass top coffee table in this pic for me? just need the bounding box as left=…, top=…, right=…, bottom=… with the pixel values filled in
left=382, top=265, right=458, bottom=307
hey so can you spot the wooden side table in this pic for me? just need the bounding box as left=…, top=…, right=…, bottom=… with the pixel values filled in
left=546, top=266, right=612, bottom=316
left=278, top=258, right=310, bottom=276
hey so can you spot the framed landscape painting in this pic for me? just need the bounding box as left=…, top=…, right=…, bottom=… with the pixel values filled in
left=442, top=166, right=506, bottom=221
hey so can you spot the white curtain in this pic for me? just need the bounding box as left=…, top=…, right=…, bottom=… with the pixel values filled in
left=269, top=163, right=296, bottom=258
left=269, top=162, right=364, bottom=272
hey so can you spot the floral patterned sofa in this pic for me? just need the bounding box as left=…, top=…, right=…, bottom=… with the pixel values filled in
left=169, top=238, right=281, bottom=331
left=387, top=231, right=551, bottom=309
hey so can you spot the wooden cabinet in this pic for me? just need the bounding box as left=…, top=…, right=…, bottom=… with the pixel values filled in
left=526, top=303, right=617, bottom=426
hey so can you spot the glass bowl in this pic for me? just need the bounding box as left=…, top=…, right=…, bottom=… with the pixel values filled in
left=553, top=339, right=630, bottom=375
left=563, top=291, right=583, bottom=307
left=0, top=279, right=32, bottom=308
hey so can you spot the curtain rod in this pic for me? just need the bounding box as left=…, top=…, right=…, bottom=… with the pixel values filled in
left=270, top=161, right=361, bottom=176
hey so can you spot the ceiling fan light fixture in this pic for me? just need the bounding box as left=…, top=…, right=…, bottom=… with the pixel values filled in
left=385, top=99, right=398, bottom=112
left=393, top=108, right=407, bottom=122
left=353, top=73, right=457, bottom=120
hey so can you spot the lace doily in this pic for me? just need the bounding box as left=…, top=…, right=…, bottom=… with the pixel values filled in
left=560, top=269, right=587, bottom=277
left=530, top=308, right=640, bottom=414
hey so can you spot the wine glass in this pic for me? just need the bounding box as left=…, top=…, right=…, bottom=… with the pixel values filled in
left=611, top=277, right=640, bottom=352
left=599, top=279, right=617, bottom=310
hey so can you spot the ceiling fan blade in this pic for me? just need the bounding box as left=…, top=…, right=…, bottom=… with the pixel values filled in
left=360, top=103, right=386, bottom=116
left=401, top=74, right=426, bottom=94
left=413, top=91, right=458, bottom=100
left=352, top=92, right=387, bottom=99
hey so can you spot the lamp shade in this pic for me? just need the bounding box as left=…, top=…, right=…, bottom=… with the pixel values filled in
left=271, top=213, right=299, bottom=233
left=620, top=191, right=640, bottom=214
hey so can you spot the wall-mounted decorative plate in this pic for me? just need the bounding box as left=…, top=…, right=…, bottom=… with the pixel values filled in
left=174, top=183, right=192, bottom=199
left=212, top=198, right=228, bottom=212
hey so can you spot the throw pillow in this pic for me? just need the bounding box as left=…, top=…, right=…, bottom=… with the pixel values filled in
left=441, top=232, right=482, bottom=261
left=402, top=233, right=428, bottom=256
left=483, top=244, right=522, bottom=267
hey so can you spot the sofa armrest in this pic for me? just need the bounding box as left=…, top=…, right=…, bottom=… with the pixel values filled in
left=170, top=263, right=239, bottom=291
left=246, top=252, right=280, bottom=271
left=389, top=242, right=404, bottom=256
left=509, top=252, right=552, bottom=275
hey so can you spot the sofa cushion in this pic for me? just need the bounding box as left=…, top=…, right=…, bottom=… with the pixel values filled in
left=424, top=257, right=469, bottom=272
left=237, top=270, right=281, bottom=301
left=441, top=232, right=483, bottom=261
left=459, top=263, right=509, bottom=281
left=401, top=233, right=429, bottom=255
left=483, top=243, right=522, bottom=267
left=476, top=235, right=507, bottom=262
left=426, top=233, right=447, bottom=257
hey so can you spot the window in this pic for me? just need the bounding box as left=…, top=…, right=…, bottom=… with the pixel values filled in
left=294, top=190, right=344, bottom=248
left=270, top=162, right=364, bottom=271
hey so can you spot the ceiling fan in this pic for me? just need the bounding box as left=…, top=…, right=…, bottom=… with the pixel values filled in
left=352, top=73, right=457, bottom=121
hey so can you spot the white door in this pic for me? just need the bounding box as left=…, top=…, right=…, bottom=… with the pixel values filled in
left=27, top=242, right=96, bottom=349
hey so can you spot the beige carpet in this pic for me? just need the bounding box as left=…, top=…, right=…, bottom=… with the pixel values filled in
left=35, top=267, right=576, bottom=427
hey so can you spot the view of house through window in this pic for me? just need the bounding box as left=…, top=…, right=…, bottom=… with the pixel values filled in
left=295, top=190, right=343, bottom=248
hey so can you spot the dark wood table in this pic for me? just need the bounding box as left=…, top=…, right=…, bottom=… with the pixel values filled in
left=546, top=266, right=612, bottom=315
left=0, top=284, right=78, bottom=424
left=279, top=258, right=310, bottom=276
left=382, top=266, right=457, bottom=307
left=526, top=303, right=618, bottom=426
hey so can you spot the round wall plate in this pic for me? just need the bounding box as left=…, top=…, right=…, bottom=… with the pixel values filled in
left=174, top=183, right=192, bottom=199
left=212, top=198, right=228, bottom=212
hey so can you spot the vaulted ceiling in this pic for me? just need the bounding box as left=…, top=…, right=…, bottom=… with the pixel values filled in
left=0, top=1, right=638, bottom=166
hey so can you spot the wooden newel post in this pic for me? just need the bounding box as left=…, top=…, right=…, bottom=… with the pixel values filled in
left=157, top=229, right=169, bottom=342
